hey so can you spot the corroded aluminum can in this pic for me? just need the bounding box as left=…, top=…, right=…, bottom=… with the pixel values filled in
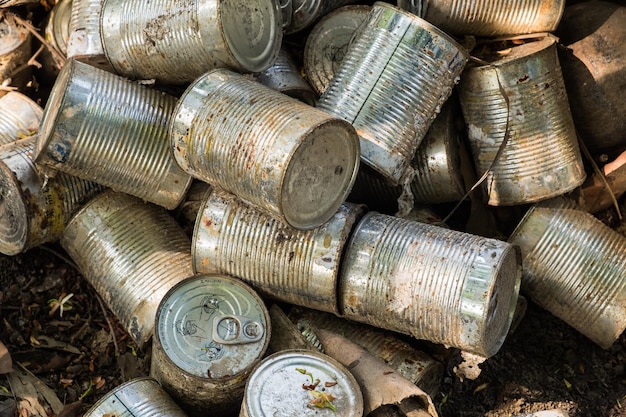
left=34, top=59, right=193, bottom=210
left=60, top=190, right=194, bottom=346
left=458, top=37, right=585, bottom=206
left=0, top=136, right=105, bottom=255
left=508, top=197, right=626, bottom=349
left=240, top=349, right=363, bottom=417
left=100, top=0, right=282, bottom=84
left=340, top=212, right=522, bottom=357
left=193, top=190, right=365, bottom=315
left=317, top=2, right=468, bottom=185
left=66, top=0, right=112, bottom=70
left=303, top=5, right=370, bottom=95
left=170, top=68, right=360, bottom=230
left=286, top=0, right=361, bottom=34
left=83, top=377, right=188, bottom=417
left=40, top=0, right=72, bottom=82
left=289, top=307, right=443, bottom=398
left=0, top=12, right=32, bottom=97
left=398, top=0, right=565, bottom=37
left=151, top=274, right=271, bottom=417
left=254, top=47, right=317, bottom=106
left=0, top=91, right=42, bottom=145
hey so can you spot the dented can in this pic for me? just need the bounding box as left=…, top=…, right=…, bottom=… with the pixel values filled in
left=60, top=190, right=194, bottom=346
left=458, top=37, right=585, bottom=206
left=240, top=349, right=363, bottom=417
left=0, top=136, right=105, bottom=255
left=66, top=0, right=112, bottom=70
left=0, top=12, right=32, bottom=97
left=83, top=377, right=188, bottom=417
left=170, top=68, right=360, bottom=230
left=193, top=190, right=365, bottom=315
left=508, top=197, right=626, bottom=349
left=317, top=2, right=468, bottom=185
left=340, top=212, right=522, bottom=357
left=34, top=59, right=193, bottom=210
left=398, top=0, right=565, bottom=37
left=100, top=0, right=282, bottom=84
left=151, top=274, right=271, bottom=417
left=0, top=91, right=42, bottom=145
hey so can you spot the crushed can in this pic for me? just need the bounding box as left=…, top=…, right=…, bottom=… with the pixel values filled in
left=0, top=91, right=42, bottom=145
left=151, top=274, right=271, bottom=417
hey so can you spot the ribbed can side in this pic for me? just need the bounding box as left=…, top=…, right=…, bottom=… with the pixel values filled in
left=340, top=212, right=521, bottom=357
left=317, top=2, right=468, bottom=184
left=67, top=0, right=105, bottom=57
left=0, top=92, right=42, bottom=145
left=509, top=199, right=626, bottom=349
left=60, top=190, right=193, bottom=346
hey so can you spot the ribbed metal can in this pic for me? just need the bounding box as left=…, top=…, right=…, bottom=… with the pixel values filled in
left=0, top=12, right=32, bottom=97
left=170, top=68, right=360, bottom=230
left=193, top=190, right=366, bottom=315
left=286, top=0, right=361, bottom=34
left=151, top=274, right=271, bottom=417
left=303, top=5, right=370, bottom=95
left=458, top=37, right=585, bottom=206
left=83, top=377, right=188, bottom=417
left=100, top=0, right=282, bottom=84
left=508, top=197, right=626, bottom=349
left=289, top=307, right=443, bottom=398
left=40, top=0, right=72, bottom=82
left=340, top=212, right=522, bottom=357
left=66, top=0, right=111, bottom=70
left=34, top=59, right=193, bottom=210
left=0, top=136, right=105, bottom=255
left=398, top=0, right=565, bottom=37
left=240, top=349, right=364, bottom=417
left=0, top=91, right=42, bottom=146
left=317, top=2, right=468, bottom=185
left=60, top=190, right=194, bottom=346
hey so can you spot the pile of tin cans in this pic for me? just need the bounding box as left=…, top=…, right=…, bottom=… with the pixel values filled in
left=1, top=0, right=625, bottom=415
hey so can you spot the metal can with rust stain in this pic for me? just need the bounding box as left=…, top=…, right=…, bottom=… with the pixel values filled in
left=66, top=0, right=112, bottom=70
left=317, top=2, right=469, bottom=186
left=170, top=68, right=360, bottom=230
left=0, top=136, right=105, bottom=256
left=99, top=0, right=282, bottom=84
left=0, top=12, right=32, bottom=97
left=193, top=190, right=366, bottom=315
left=60, top=189, right=194, bottom=347
left=289, top=307, right=443, bottom=399
left=0, top=91, right=42, bottom=145
left=397, top=0, right=565, bottom=37
left=339, top=212, right=522, bottom=358
left=83, top=377, right=189, bottom=417
left=151, top=274, right=271, bottom=417
left=33, top=59, right=193, bottom=210
left=303, top=5, right=370, bottom=96
left=458, top=36, right=585, bottom=206
left=240, top=349, right=364, bottom=417
left=508, top=197, right=626, bottom=349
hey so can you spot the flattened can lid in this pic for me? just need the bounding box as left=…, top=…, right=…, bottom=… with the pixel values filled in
left=242, top=349, right=363, bottom=417
left=303, top=5, right=370, bottom=95
left=156, top=274, right=270, bottom=380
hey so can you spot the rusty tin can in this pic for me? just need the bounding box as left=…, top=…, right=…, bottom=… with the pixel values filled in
left=100, top=0, right=282, bottom=84
left=66, top=0, right=112, bottom=70
left=0, top=12, right=32, bottom=97
left=0, top=91, right=42, bottom=145
left=508, top=197, right=626, bottom=349
left=340, top=212, right=522, bottom=357
left=151, top=274, right=271, bottom=417
left=34, top=59, right=193, bottom=210
left=170, top=68, right=360, bottom=230
left=60, top=190, right=194, bottom=346
left=317, top=2, right=468, bottom=185
left=240, top=349, right=363, bottom=417
left=83, top=377, right=188, bottom=417
left=0, top=136, right=105, bottom=255
left=398, top=0, right=565, bottom=37
left=458, top=37, right=585, bottom=206
left=193, top=190, right=365, bottom=315
left=303, top=5, right=370, bottom=95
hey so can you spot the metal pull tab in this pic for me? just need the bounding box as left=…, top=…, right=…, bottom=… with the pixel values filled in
left=212, top=314, right=265, bottom=345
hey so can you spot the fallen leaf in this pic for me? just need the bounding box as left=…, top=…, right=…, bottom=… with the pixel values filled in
left=0, top=341, right=12, bottom=374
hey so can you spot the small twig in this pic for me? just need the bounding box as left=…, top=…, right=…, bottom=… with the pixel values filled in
left=9, top=12, right=66, bottom=66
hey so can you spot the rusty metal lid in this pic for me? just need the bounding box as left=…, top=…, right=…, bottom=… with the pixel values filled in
left=155, top=274, right=270, bottom=380
left=243, top=349, right=363, bottom=416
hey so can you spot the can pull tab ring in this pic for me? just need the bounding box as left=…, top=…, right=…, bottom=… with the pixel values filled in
left=212, top=314, right=265, bottom=345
